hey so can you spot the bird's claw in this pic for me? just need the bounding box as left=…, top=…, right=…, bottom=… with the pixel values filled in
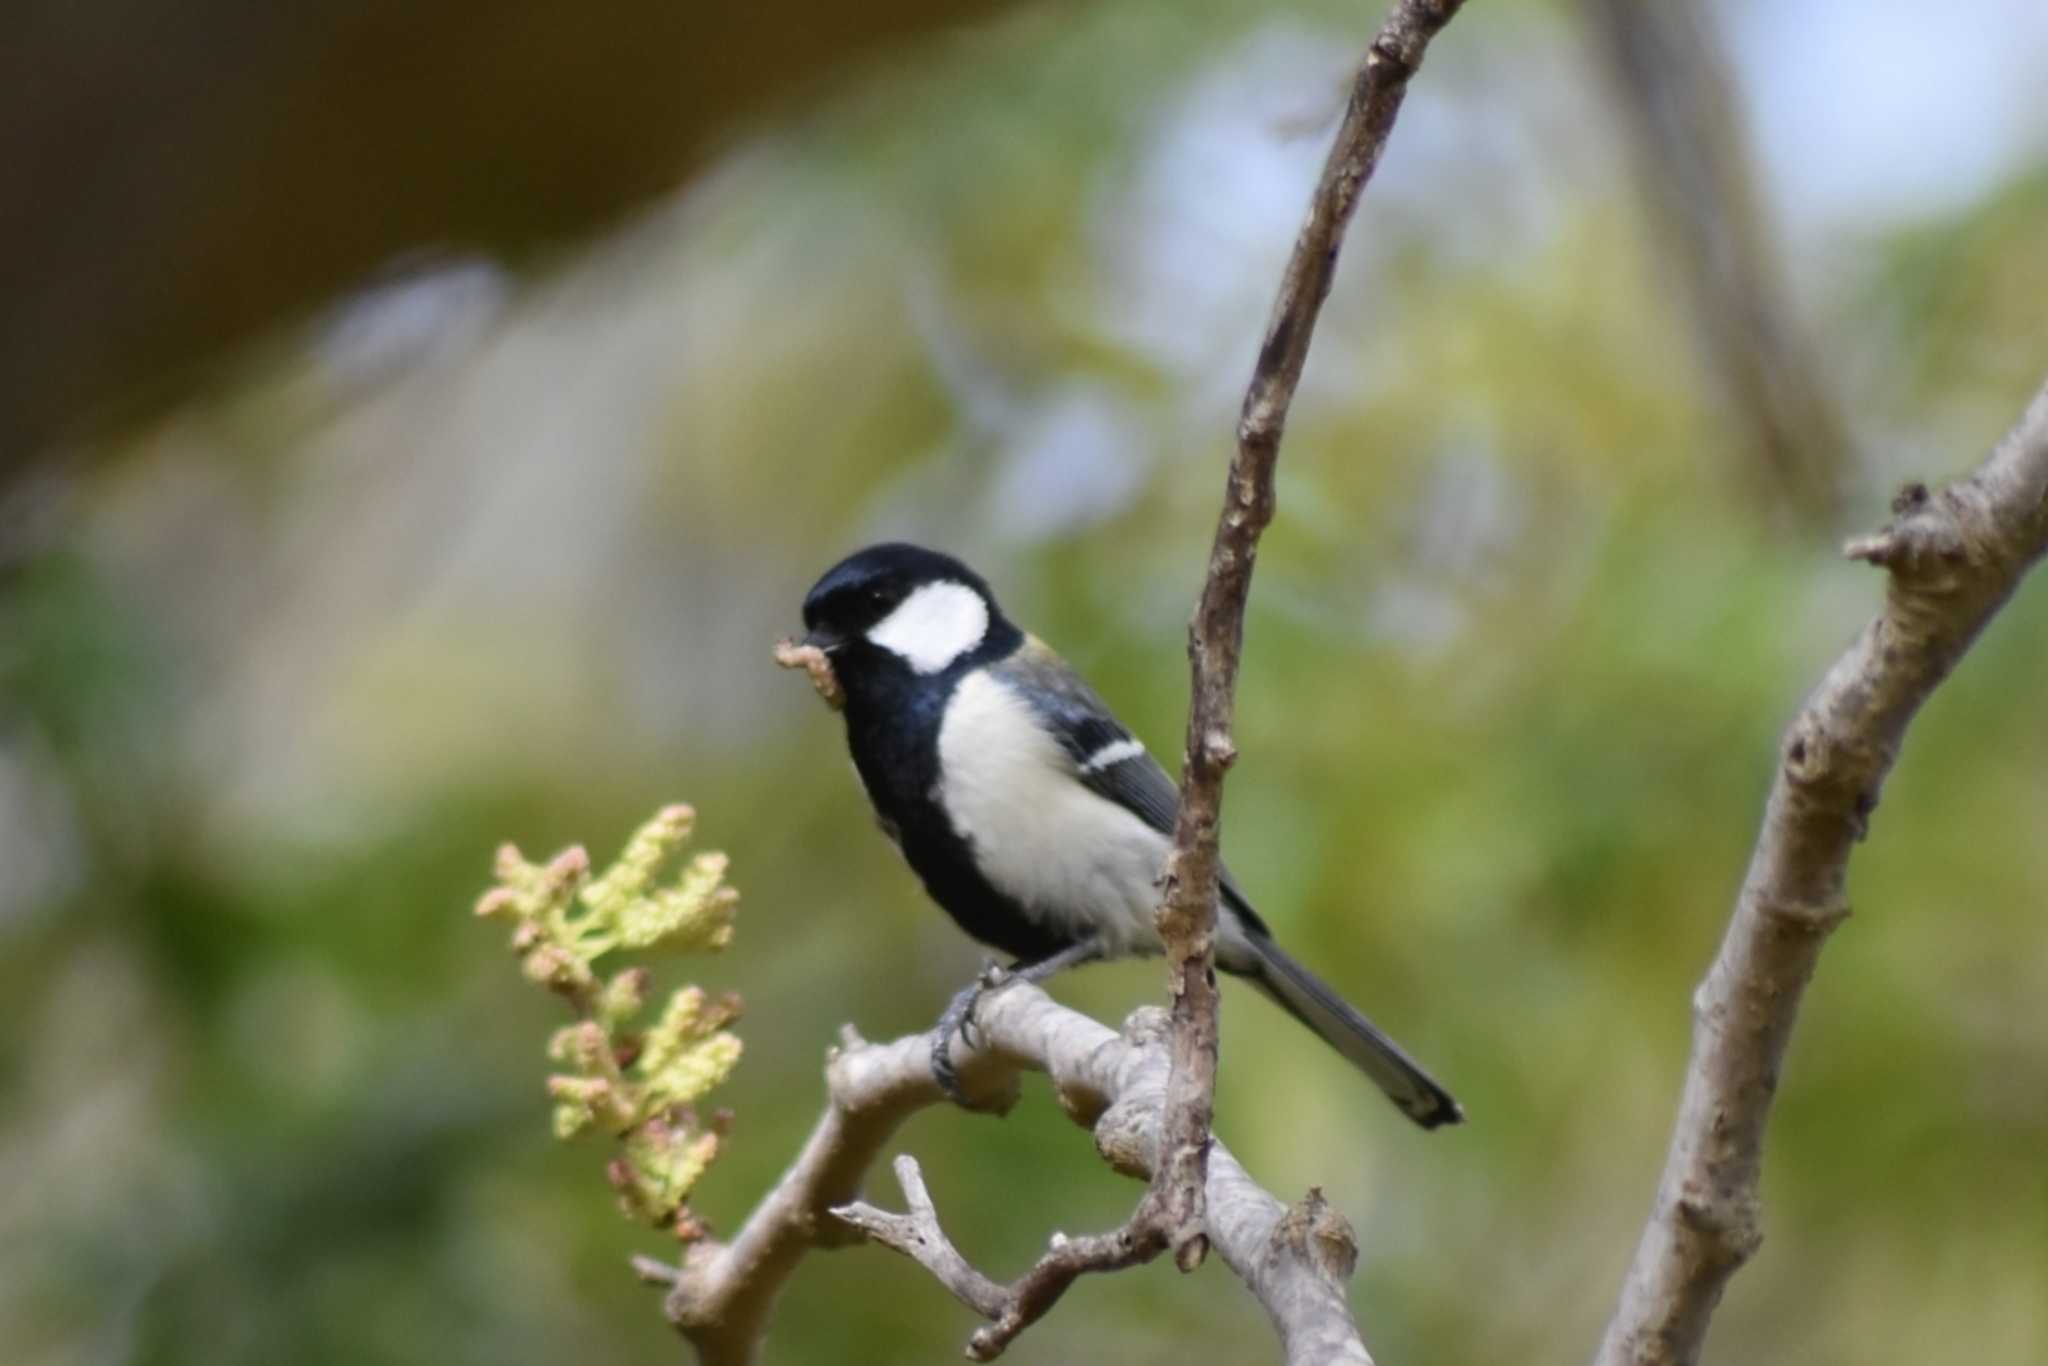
left=929, top=1034, right=966, bottom=1105
left=928, top=960, right=1011, bottom=1104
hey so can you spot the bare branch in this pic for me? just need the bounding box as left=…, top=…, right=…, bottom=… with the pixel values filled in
left=649, top=1021, right=1011, bottom=1365
left=833, top=1156, right=1015, bottom=1326
left=646, top=984, right=1374, bottom=1366
left=1595, top=375, right=2048, bottom=1366
left=838, top=1154, right=1167, bottom=1361
left=1152, top=0, right=1469, bottom=1272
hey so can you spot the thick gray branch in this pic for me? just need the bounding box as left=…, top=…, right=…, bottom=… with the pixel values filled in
left=1595, top=376, right=2048, bottom=1366
left=1152, top=0, right=1469, bottom=1273
left=644, top=984, right=1371, bottom=1366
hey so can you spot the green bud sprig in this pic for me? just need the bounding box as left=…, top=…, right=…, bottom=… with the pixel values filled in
left=476, top=804, right=742, bottom=1238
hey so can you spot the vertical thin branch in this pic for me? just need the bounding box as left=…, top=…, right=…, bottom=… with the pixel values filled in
left=1151, top=0, right=1469, bottom=1268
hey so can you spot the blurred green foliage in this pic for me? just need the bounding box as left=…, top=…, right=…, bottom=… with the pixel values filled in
left=2, top=3, right=2045, bottom=1366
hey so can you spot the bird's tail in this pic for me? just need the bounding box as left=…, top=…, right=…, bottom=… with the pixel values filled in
left=1237, top=934, right=1463, bottom=1130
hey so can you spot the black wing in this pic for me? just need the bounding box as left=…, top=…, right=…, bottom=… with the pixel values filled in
left=992, top=635, right=1272, bottom=938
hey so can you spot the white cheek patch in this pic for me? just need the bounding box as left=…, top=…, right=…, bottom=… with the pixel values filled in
left=867, top=580, right=989, bottom=674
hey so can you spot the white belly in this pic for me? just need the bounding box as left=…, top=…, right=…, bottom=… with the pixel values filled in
left=934, top=671, right=1169, bottom=958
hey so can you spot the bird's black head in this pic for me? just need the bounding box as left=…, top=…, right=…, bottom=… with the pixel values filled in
left=801, top=543, right=1018, bottom=693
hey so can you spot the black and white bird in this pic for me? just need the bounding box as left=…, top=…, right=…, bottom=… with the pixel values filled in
left=798, top=542, right=1461, bottom=1129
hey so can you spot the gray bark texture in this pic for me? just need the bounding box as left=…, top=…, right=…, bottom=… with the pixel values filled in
left=1595, top=375, right=2048, bottom=1366
left=642, top=986, right=1375, bottom=1365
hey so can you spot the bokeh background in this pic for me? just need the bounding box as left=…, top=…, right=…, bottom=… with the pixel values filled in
left=5, top=1, right=2047, bottom=1363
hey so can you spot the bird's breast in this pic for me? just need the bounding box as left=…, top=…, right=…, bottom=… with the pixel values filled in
left=934, top=671, right=1168, bottom=956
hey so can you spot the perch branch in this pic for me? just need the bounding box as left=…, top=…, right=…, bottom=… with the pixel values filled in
left=647, top=982, right=1372, bottom=1365
left=1595, top=374, right=2048, bottom=1366
left=1150, top=0, right=1469, bottom=1272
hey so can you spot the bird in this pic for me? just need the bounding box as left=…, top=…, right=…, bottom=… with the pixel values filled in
left=796, top=542, right=1461, bottom=1129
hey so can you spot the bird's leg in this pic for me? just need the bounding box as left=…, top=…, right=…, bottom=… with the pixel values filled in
left=950, top=958, right=1009, bottom=1052
left=930, top=971, right=987, bottom=1103
left=930, top=939, right=1103, bottom=1103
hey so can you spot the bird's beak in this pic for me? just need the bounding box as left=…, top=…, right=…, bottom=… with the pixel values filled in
left=800, top=626, right=847, bottom=654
